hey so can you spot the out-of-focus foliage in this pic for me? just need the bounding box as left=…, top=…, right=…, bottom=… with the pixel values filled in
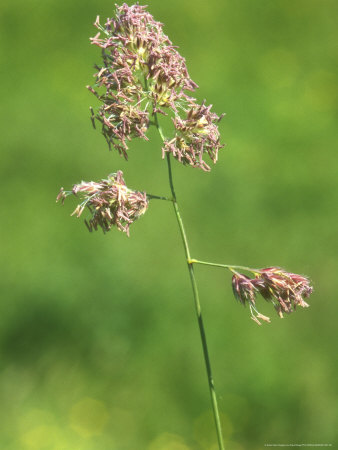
left=1, top=0, right=337, bottom=448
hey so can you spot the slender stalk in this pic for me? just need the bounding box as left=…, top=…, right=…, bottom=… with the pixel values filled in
left=153, top=110, right=165, bottom=141
left=190, top=259, right=260, bottom=274
left=153, top=113, right=225, bottom=450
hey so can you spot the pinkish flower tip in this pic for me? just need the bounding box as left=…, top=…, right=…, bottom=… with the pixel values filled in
left=57, top=170, right=148, bottom=235
left=88, top=3, right=225, bottom=169
left=232, top=268, right=313, bottom=325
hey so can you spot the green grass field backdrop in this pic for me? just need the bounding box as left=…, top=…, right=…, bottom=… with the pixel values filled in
left=1, top=0, right=337, bottom=448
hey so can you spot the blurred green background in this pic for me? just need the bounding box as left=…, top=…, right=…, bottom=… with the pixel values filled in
left=1, top=0, right=337, bottom=448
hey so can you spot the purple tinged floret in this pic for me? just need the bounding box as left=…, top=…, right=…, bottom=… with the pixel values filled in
left=56, top=171, right=148, bottom=235
left=88, top=3, right=224, bottom=170
left=232, top=267, right=312, bottom=325
left=162, top=102, right=224, bottom=171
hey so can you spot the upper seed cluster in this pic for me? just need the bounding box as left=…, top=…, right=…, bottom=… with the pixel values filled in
left=89, top=3, right=224, bottom=171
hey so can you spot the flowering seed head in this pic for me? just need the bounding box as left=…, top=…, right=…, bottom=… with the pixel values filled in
left=89, top=4, right=197, bottom=152
left=162, top=102, right=224, bottom=171
left=232, top=267, right=313, bottom=324
left=257, top=267, right=312, bottom=316
left=56, top=170, right=148, bottom=236
left=88, top=3, right=224, bottom=169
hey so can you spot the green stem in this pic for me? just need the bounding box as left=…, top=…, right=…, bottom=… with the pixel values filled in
left=153, top=110, right=165, bottom=141
left=154, top=113, right=225, bottom=450
left=189, top=259, right=260, bottom=274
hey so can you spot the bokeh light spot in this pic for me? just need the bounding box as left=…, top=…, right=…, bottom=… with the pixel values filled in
left=69, top=397, right=109, bottom=438
left=20, top=425, right=61, bottom=449
left=147, top=432, right=191, bottom=450
left=193, top=410, right=232, bottom=448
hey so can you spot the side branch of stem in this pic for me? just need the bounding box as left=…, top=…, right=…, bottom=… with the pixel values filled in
left=189, top=259, right=259, bottom=274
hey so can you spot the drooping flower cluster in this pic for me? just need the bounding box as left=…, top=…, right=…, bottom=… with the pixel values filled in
left=56, top=171, right=148, bottom=235
left=232, top=267, right=312, bottom=325
left=88, top=3, right=224, bottom=170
